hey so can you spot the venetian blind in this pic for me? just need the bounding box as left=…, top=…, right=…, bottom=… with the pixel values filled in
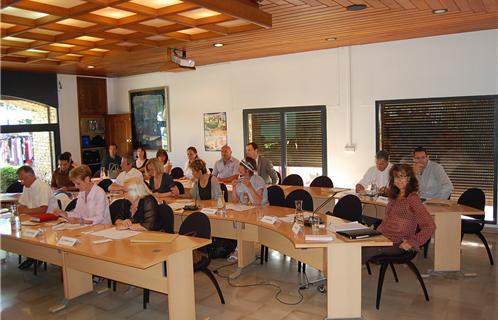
left=378, top=96, right=496, bottom=210
left=285, top=111, right=324, bottom=167
left=247, top=112, right=281, bottom=166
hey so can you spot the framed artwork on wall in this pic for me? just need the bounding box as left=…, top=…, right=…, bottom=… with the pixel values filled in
left=203, top=112, right=227, bottom=151
left=129, top=87, right=171, bottom=151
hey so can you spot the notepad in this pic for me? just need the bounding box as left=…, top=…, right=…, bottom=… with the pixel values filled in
left=304, top=234, right=334, bottom=242
left=90, top=227, right=140, bottom=240
left=130, top=232, right=178, bottom=243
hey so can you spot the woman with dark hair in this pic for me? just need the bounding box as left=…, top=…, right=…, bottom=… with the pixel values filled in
left=134, top=146, right=148, bottom=174
left=156, top=148, right=172, bottom=174
left=183, top=146, right=198, bottom=180
left=362, top=163, right=436, bottom=263
left=190, top=159, right=221, bottom=200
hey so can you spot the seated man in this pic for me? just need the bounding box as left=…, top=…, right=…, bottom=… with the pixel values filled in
left=16, top=165, right=55, bottom=269
left=51, top=152, right=77, bottom=191
left=100, top=144, right=122, bottom=175
left=356, top=150, right=392, bottom=195
left=412, top=146, right=453, bottom=199
left=109, top=155, right=143, bottom=192
left=212, top=145, right=240, bottom=184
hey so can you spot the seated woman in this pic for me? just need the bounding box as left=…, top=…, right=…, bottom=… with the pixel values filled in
left=54, top=165, right=111, bottom=225
left=134, top=146, right=148, bottom=174
left=156, top=148, right=172, bottom=174
left=146, top=158, right=179, bottom=198
left=190, top=159, right=222, bottom=200
left=232, top=157, right=268, bottom=205
left=362, top=163, right=436, bottom=263
left=183, top=146, right=198, bottom=180
left=114, top=177, right=160, bottom=231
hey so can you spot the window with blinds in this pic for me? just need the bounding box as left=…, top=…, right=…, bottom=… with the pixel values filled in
left=377, top=96, right=497, bottom=223
left=243, top=106, right=327, bottom=179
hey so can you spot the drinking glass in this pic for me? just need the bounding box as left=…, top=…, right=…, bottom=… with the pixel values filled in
left=294, top=200, right=304, bottom=226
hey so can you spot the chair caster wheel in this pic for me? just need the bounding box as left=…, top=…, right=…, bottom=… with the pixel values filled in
left=317, top=285, right=326, bottom=293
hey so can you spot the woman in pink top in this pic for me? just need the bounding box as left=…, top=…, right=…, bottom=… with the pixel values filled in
left=362, top=163, right=436, bottom=263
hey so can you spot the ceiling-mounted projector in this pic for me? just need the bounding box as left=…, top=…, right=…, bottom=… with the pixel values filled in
left=170, top=48, right=195, bottom=69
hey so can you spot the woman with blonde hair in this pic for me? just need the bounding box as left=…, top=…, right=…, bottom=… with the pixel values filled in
left=146, top=158, right=179, bottom=198
left=54, top=165, right=111, bottom=225
left=114, top=177, right=160, bottom=231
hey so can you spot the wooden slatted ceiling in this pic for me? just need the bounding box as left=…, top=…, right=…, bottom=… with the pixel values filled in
left=1, top=0, right=497, bottom=77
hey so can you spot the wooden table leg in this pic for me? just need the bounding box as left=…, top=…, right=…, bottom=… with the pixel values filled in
left=434, top=213, right=461, bottom=272
left=62, top=253, right=93, bottom=300
left=326, top=243, right=362, bottom=319
left=167, top=249, right=196, bottom=320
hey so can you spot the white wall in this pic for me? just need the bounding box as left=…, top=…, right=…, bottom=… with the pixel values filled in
left=57, top=74, right=81, bottom=164
left=106, top=29, right=497, bottom=190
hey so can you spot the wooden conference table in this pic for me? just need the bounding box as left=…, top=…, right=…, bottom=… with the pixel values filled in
left=0, top=217, right=210, bottom=320
left=161, top=197, right=392, bottom=320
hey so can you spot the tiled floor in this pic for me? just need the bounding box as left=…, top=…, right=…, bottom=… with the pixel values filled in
left=1, top=231, right=497, bottom=320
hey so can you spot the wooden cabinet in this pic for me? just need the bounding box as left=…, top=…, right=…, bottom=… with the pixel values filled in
left=106, top=114, right=133, bottom=156
left=77, top=77, right=107, bottom=115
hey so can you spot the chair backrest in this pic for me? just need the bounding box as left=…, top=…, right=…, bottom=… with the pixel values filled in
left=220, top=183, right=229, bottom=202
left=332, top=194, right=362, bottom=222
left=109, top=198, right=131, bottom=224
left=54, top=192, right=71, bottom=211
left=285, top=189, right=313, bottom=211
left=179, top=211, right=211, bottom=239
left=65, top=198, right=78, bottom=212
left=6, top=181, right=23, bottom=193
left=171, top=167, right=184, bottom=179
left=310, top=176, right=334, bottom=188
left=156, top=203, right=174, bottom=233
left=267, top=185, right=286, bottom=207
left=174, top=181, right=185, bottom=195
left=98, top=179, right=113, bottom=193
left=276, top=171, right=282, bottom=185
left=458, top=188, right=485, bottom=220
left=281, top=174, right=304, bottom=186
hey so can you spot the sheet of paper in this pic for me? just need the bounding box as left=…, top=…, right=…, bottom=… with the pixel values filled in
left=169, top=202, right=185, bottom=211
left=52, top=223, right=87, bottom=231
left=90, top=227, right=141, bottom=240
left=201, top=208, right=218, bottom=215
left=304, top=234, right=334, bottom=242
left=329, top=221, right=369, bottom=232
left=226, top=203, right=255, bottom=212
left=279, top=216, right=295, bottom=223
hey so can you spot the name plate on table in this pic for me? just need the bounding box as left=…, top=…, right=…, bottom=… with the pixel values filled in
left=22, top=229, right=40, bottom=238
left=292, top=223, right=302, bottom=235
left=200, top=208, right=218, bottom=215
left=260, top=216, right=277, bottom=225
left=57, top=236, right=78, bottom=247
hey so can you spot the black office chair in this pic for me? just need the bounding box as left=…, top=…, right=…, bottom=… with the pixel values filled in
left=6, top=181, right=23, bottom=193
left=156, top=203, right=174, bottom=234
left=310, top=176, right=334, bottom=188
left=330, top=194, right=362, bottom=222
left=267, top=185, right=286, bottom=207
left=64, top=198, right=77, bottom=212
left=276, top=171, right=282, bottom=185
left=171, top=167, right=184, bottom=179
left=459, top=188, right=494, bottom=265
left=369, top=250, right=429, bottom=309
left=285, top=189, right=313, bottom=272
left=98, top=179, right=113, bottom=193
left=281, top=174, right=304, bottom=186
left=174, top=181, right=185, bottom=195
left=219, top=183, right=229, bottom=202
left=178, top=212, right=225, bottom=304
left=109, top=198, right=131, bottom=223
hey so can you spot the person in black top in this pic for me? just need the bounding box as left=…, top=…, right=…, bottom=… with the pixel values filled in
left=146, top=158, right=179, bottom=197
left=190, top=159, right=222, bottom=200
left=114, top=177, right=160, bottom=231
left=100, top=144, right=122, bottom=173
left=134, top=146, right=148, bottom=174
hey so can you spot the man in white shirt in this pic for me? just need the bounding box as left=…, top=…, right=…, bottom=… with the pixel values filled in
left=109, top=155, right=143, bottom=192
left=212, top=145, right=240, bottom=184
left=17, top=165, right=54, bottom=269
left=356, top=150, right=393, bottom=195
left=413, top=146, right=453, bottom=199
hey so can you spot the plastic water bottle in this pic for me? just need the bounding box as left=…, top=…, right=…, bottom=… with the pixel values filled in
left=217, top=191, right=226, bottom=215
left=10, top=204, right=21, bottom=233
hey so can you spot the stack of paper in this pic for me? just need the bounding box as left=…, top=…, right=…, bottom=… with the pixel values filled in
left=90, top=227, right=140, bottom=240
left=168, top=202, right=185, bottom=211
left=226, top=203, right=255, bottom=212
left=200, top=208, right=218, bottom=215
left=329, top=221, right=369, bottom=233
left=304, top=234, right=334, bottom=242
left=52, top=223, right=87, bottom=231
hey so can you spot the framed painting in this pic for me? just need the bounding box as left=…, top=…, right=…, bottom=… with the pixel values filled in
left=203, top=112, right=227, bottom=151
left=129, top=87, right=171, bottom=151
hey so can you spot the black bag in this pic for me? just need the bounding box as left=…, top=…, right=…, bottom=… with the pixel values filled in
left=82, top=150, right=100, bottom=164
left=209, top=237, right=237, bottom=259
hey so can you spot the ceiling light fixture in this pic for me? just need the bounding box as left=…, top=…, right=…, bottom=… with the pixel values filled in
left=346, top=4, right=367, bottom=11
left=213, top=43, right=223, bottom=47
left=87, top=65, right=95, bottom=69
left=432, top=9, right=448, bottom=14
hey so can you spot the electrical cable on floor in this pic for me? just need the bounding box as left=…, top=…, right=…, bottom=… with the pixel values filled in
left=212, top=259, right=304, bottom=305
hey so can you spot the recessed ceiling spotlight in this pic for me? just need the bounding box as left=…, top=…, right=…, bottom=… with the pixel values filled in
left=87, top=65, right=95, bottom=69
left=346, top=4, right=367, bottom=11
left=326, top=37, right=337, bottom=41
left=432, top=8, right=448, bottom=14
left=213, top=43, right=224, bottom=47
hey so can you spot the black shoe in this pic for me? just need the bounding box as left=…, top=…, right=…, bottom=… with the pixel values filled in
left=18, top=258, right=34, bottom=270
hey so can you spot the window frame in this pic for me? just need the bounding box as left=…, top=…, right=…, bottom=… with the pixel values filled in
left=243, top=105, right=327, bottom=178
left=375, top=95, right=498, bottom=224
